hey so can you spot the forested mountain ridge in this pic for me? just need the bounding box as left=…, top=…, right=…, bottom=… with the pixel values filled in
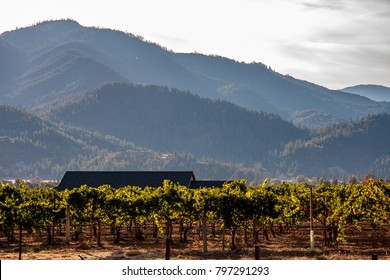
left=0, top=103, right=262, bottom=180
left=2, top=97, right=389, bottom=180
left=0, top=103, right=137, bottom=178
left=277, top=114, right=390, bottom=178
left=42, top=82, right=307, bottom=165
left=41, top=82, right=390, bottom=179
left=172, top=54, right=385, bottom=121
left=1, top=20, right=389, bottom=128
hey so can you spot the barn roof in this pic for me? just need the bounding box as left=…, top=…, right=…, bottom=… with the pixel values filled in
left=56, top=171, right=195, bottom=191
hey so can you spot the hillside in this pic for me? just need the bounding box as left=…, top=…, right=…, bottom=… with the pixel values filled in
left=0, top=20, right=214, bottom=106
left=2, top=100, right=389, bottom=180
left=1, top=41, right=128, bottom=106
left=0, top=104, right=262, bottom=180
left=278, top=114, right=390, bottom=178
left=0, top=104, right=151, bottom=178
left=0, top=39, right=28, bottom=92
left=42, top=82, right=307, bottom=165
left=0, top=104, right=90, bottom=178
left=341, top=85, right=390, bottom=102
left=2, top=20, right=389, bottom=128
left=173, top=54, right=386, bottom=122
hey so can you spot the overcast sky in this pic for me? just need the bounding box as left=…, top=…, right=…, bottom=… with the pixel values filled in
left=1, top=0, right=389, bottom=89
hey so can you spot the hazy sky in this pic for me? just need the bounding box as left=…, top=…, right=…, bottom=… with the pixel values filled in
left=1, top=0, right=389, bottom=89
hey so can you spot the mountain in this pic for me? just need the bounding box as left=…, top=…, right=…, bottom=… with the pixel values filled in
left=0, top=20, right=214, bottom=106
left=0, top=39, right=28, bottom=91
left=0, top=104, right=90, bottom=178
left=42, top=82, right=307, bottom=165
left=2, top=20, right=390, bottom=181
left=340, top=85, right=390, bottom=102
left=3, top=98, right=389, bottom=180
left=278, top=114, right=390, bottom=179
left=0, top=40, right=128, bottom=106
left=0, top=103, right=262, bottom=180
left=172, top=54, right=386, bottom=122
left=2, top=20, right=389, bottom=128
left=0, top=103, right=142, bottom=178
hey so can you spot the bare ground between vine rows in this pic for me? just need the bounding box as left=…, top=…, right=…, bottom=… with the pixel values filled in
left=1, top=224, right=389, bottom=260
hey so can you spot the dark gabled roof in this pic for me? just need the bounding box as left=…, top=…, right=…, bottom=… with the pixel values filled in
left=56, top=171, right=195, bottom=191
left=189, top=180, right=232, bottom=189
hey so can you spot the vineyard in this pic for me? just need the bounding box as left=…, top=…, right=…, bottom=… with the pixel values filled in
left=0, top=178, right=390, bottom=260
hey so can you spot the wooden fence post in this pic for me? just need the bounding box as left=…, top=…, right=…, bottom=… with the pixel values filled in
left=18, top=225, right=22, bottom=260
left=66, top=205, right=70, bottom=246
left=255, top=245, right=261, bottom=260
left=309, top=185, right=314, bottom=252
left=165, top=237, right=171, bottom=260
left=202, top=211, right=207, bottom=253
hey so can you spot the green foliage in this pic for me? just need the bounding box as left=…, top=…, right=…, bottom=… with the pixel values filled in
left=25, top=187, right=65, bottom=230
left=330, top=178, right=390, bottom=242
left=1, top=178, right=389, bottom=245
left=247, top=184, right=277, bottom=223
left=215, top=180, right=249, bottom=230
left=150, top=180, right=197, bottom=231
left=0, top=183, right=23, bottom=229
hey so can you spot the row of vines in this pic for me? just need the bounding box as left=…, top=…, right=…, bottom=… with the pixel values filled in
left=1, top=178, right=390, bottom=259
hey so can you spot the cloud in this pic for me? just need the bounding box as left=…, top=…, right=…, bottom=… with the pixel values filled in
left=300, top=0, right=345, bottom=11
left=274, top=40, right=390, bottom=88
left=234, top=0, right=390, bottom=88
left=311, top=5, right=390, bottom=45
left=150, top=33, right=188, bottom=48
left=296, top=0, right=390, bottom=12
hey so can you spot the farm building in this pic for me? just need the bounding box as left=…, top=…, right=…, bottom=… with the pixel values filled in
left=56, top=171, right=229, bottom=191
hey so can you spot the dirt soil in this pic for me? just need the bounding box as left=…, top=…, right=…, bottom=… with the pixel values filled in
left=1, top=223, right=389, bottom=260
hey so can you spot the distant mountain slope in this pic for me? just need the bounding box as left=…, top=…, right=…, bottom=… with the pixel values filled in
left=174, top=54, right=341, bottom=111
left=0, top=40, right=128, bottom=106
left=278, top=114, right=390, bottom=178
left=0, top=104, right=90, bottom=178
left=2, top=20, right=389, bottom=128
left=2, top=99, right=389, bottom=180
left=1, top=103, right=259, bottom=180
left=43, top=82, right=308, bottom=164
left=0, top=20, right=215, bottom=105
left=341, top=85, right=390, bottom=102
left=0, top=39, right=28, bottom=91
left=0, top=103, right=164, bottom=178
left=172, top=54, right=388, bottom=123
